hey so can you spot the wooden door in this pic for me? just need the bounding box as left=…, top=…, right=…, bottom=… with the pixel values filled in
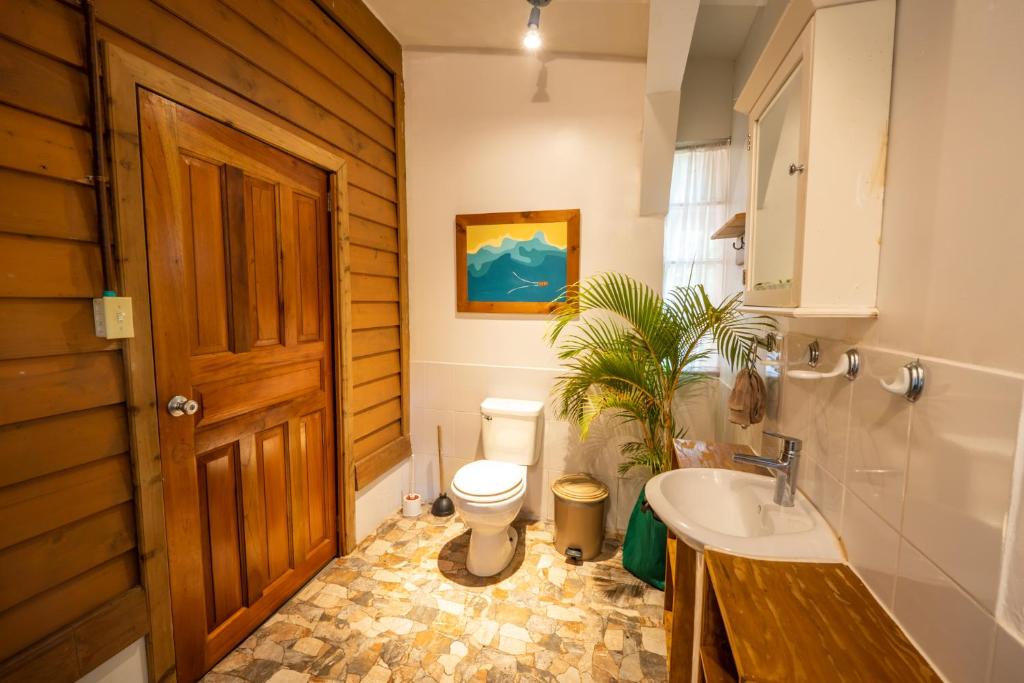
left=138, top=90, right=338, bottom=681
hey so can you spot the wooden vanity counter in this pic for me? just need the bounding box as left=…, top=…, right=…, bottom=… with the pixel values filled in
left=673, top=439, right=761, bottom=474
left=702, top=550, right=941, bottom=682
left=662, top=440, right=940, bottom=682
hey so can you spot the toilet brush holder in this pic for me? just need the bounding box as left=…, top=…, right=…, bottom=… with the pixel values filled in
left=403, top=493, right=422, bottom=517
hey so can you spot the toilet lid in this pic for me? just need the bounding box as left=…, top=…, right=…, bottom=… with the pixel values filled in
left=452, top=461, right=524, bottom=500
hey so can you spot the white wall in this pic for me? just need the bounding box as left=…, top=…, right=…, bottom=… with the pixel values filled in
left=717, top=1, right=1024, bottom=680
left=76, top=639, right=147, bottom=683
left=676, top=58, right=734, bottom=146
left=401, top=49, right=715, bottom=535
left=354, top=457, right=412, bottom=543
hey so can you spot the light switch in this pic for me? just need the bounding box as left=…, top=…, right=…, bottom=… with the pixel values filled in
left=93, top=293, right=135, bottom=339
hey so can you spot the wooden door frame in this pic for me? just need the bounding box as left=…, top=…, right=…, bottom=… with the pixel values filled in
left=102, top=43, right=357, bottom=682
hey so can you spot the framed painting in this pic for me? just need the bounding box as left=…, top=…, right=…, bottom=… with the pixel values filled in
left=456, top=210, right=581, bottom=313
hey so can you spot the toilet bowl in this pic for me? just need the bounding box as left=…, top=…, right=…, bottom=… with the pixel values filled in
left=449, top=397, right=543, bottom=577
left=449, top=460, right=526, bottom=576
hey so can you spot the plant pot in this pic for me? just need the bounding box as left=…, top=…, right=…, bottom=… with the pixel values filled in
left=621, top=487, right=667, bottom=590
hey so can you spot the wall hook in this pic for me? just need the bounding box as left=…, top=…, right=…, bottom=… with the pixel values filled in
left=789, top=348, right=859, bottom=381
left=807, top=340, right=820, bottom=367
left=881, top=360, right=926, bottom=402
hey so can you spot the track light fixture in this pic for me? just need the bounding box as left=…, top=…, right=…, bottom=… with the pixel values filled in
left=523, top=0, right=551, bottom=51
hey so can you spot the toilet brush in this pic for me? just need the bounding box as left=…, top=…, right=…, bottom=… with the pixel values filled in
left=430, top=424, right=454, bottom=517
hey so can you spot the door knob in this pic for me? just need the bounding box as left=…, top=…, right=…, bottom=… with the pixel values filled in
left=167, top=395, right=199, bottom=417
left=788, top=163, right=806, bottom=175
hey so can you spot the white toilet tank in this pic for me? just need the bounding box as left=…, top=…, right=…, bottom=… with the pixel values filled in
left=480, top=397, right=544, bottom=466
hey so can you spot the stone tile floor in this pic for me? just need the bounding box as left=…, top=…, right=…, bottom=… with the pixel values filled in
left=204, top=512, right=667, bottom=682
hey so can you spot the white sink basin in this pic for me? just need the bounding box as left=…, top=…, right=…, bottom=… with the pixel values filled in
left=645, top=468, right=843, bottom=561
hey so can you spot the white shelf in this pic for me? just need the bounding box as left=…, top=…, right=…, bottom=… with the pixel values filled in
left=739, top=304, right=879, bottom=319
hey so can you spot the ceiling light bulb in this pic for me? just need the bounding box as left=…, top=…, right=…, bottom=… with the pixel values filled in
left=523, top=27, right=542, bottom=50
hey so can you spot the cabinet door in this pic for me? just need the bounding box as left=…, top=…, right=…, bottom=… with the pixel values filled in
left=745, top=26, right=811, bottom=308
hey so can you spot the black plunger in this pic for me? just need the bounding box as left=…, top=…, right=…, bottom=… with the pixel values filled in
left=431, top=424, right=454, bottom=517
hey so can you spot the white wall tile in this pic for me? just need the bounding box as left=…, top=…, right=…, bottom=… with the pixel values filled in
left=521, top=462, right=545, bottom=520
left=603, top=477, right=620, bottom=535
left=782, top=335, right=852, bottom=481
left=410, top=408, right=453, bottom=500
left=424, top=362, right=453, bottom=410
left=841, top=490, right=900, bottom=608
left=411, top=452, right=437, bottom=501
left=452, top=410, right=483, bottom=459
left=990, top=626, right=1024, bottom=683
left=903, top=361, right=1022, bottom=612
left=448, top=363, right=490, bottom=413
left=410, top=361, right=427, bottom=409
left=410, top=361, right=451, bottom=411
left=541, top=418, right=576, bottom=472
left=439, top=456, right=471, bottom=495
left=411, top=408, right=453, bottom=460
left=487, top=365, right=556, bottom=405
left=894, top=541, right=996, bottom=683
left=798, top=459, right=844, bottom=534
left=810, top=346, right=854, bottom=481
left=844, top=346, right=914, bottom=529
left=998, top=395, right=1024, bottom=639
left=778, top=333, right=816, bottom=441
left=746, top=334, right=1024, bottom=676
left=541, top=468, right=567, bottom=522
left=616, top=475, right=646, bottom=533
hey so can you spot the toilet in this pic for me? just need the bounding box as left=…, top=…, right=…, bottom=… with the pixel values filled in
left=449, top=397, right=543, bottom=577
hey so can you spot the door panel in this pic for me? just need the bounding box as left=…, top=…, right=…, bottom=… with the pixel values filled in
left=138, top=90, right=337, bottom=682
left=295, top=193, right=323, bottom=343
left=194, top=360, right=323, bottom=427
left=245, top=176, right=282, bottom=348
left=301, top=410, right=328, bottom=548
left=256, top=423, right=293, bottom=586
left=180, top=155, right=231, bottom=356
left=197, top=445, right=244, bottom=630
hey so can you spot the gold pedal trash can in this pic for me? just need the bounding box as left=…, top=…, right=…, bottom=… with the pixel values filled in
left=552, top=473, right=609, bottom=561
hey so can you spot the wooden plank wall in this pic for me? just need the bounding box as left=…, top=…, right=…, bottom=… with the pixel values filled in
left=0, top=0, right=407, bottom=679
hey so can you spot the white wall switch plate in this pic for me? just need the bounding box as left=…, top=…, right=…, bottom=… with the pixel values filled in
left=93, top=296, right=135, bottom=339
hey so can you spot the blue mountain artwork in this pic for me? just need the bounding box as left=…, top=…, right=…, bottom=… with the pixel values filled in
left=466, top=232, right=567, bottom=303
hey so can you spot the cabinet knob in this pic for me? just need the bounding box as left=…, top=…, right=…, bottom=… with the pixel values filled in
left=788, top=163, right=806, bottom=176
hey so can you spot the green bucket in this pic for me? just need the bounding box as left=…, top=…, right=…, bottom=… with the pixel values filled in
left=621, top=487, right=666, bottom=590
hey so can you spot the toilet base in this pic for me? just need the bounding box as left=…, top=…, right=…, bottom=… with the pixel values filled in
left=466, top=525, right=518, bottom=577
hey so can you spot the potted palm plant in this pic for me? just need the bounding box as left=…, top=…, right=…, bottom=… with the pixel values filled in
left=546, top=272, right=771, bottom=588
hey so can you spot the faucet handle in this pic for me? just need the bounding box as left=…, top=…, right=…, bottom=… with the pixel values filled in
left=763, top=431, right=802, bottom=455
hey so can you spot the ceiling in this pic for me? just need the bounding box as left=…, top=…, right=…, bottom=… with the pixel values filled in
left=688, top=3, right=761, bottom=60
left=363, top=0, right=651, bottom=59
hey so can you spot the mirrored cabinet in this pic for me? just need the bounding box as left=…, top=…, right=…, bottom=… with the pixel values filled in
left=736, top=0, right=895, bottom=317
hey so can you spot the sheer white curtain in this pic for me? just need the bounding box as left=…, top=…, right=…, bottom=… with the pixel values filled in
left=663, top=144, right=731, bottom=305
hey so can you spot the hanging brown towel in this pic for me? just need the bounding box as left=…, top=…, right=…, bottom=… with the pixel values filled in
left=728, top=368, right=767, bottom=428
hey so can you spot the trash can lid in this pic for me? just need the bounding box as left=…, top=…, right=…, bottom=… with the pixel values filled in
left=552, top=473, right=609, bottom=503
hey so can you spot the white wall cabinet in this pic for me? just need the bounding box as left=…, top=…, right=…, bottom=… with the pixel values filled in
left=736, top=0, right=895, bottom=317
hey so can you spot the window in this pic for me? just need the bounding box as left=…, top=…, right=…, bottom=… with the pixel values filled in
left=663, top=144, right=731, bottom=370
left=663, top=144, right=730, bottom=305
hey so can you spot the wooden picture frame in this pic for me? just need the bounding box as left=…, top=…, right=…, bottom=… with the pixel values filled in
left=456, top=210, right=580, bottom=314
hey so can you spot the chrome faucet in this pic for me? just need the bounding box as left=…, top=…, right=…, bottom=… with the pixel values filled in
left=733, top=431, right=802, bottom=507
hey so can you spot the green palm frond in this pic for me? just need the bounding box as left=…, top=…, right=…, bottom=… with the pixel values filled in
left=619, top=441, right=666, bottom=476
left=547, top=273, right=775, bottom=477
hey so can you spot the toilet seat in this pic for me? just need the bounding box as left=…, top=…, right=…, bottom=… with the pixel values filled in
left=451, top=461, right=524, bottom=504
